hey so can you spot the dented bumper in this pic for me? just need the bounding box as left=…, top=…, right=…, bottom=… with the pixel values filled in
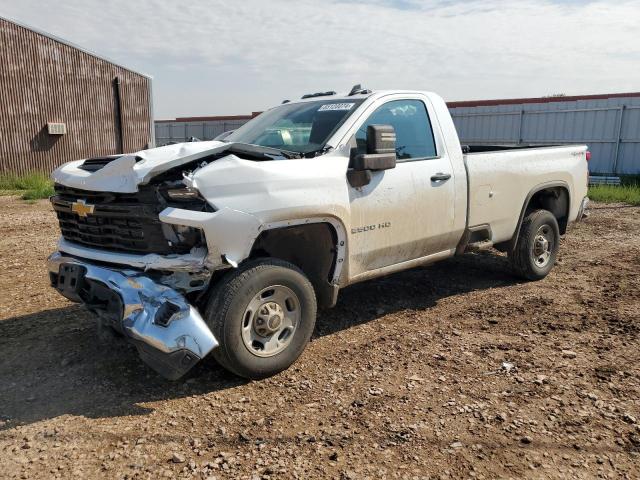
left=47, top=252, right=218, bottom=380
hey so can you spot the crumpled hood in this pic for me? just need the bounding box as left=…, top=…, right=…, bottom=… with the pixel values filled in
left=51, top=141, right=231, bottom=193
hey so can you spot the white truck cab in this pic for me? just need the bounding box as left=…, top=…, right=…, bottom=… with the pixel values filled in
left=48, top=86, right=589, bottom=380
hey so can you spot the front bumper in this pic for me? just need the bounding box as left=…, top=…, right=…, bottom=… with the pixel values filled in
left=47, top=252, right=218, bottom=380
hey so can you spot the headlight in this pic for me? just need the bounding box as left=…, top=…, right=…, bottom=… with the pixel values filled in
left=159, top=182, right=213, bottom=211
left=165, top=186, right=202, bottom=201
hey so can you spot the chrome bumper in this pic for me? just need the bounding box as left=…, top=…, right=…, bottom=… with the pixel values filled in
left=47, top=252, right=218, bottom=380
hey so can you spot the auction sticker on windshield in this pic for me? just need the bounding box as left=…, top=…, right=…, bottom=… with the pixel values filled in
left=318, top=103, right=355, bottom=112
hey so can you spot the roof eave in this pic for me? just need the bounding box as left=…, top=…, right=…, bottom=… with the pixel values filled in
left=1, top=15, right=153, bottom=79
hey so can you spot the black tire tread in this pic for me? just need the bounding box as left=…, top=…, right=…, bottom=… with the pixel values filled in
left=510, top=209, right=559, bottom=281
left=206, top=257, right=316, bottom=379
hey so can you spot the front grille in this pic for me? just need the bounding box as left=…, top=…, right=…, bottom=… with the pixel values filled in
left=51, top=185, right=183, bottom=254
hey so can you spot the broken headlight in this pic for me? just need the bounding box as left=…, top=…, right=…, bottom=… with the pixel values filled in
left=156, top=179, right=214, bottom=215
left=161, top=223, right=204, bottom=251
left=165, top=186, right=201, bottom=201
left=159, top=182, right=213, bottom=211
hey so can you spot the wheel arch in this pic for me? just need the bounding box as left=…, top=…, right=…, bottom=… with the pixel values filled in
left=247, top=217, right=348, bottom=308
left=501, top=181, right=571, bottom=253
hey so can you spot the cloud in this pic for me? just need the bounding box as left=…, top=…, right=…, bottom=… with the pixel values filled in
left=2, top=0, right=639, bottom=117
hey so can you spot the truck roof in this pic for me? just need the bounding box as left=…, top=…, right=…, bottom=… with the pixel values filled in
left=285, top=89, right=438, bottom=106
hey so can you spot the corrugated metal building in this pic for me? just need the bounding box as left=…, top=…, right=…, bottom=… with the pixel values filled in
left=0, top=16, right=153, bottom=175
left=155, top=114, right=260, bottom=146
left=449, top=93, right=640, bottom=175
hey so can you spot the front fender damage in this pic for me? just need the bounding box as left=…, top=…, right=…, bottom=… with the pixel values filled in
left=159, top=206, right=262, bottom=269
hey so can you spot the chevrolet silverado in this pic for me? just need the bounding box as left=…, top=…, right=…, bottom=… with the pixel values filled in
left=48, top=86, right=590, bottom=380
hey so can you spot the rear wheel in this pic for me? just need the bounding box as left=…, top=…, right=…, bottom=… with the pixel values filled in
left=205, top=258, right=317, bottom=379
left=510, top=209, right=560, bottom=280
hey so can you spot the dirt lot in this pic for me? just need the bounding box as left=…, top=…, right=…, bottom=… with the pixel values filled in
left=0, top=197, right=638, bottom=480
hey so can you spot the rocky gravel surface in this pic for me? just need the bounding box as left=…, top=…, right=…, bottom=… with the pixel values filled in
left=0, top=196, right=638, bottom=479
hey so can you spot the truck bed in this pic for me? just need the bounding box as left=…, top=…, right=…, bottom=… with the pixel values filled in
left=463, top=144, right=589, bottom=244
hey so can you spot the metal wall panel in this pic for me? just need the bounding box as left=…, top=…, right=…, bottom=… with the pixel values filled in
left=155, top=119, right=250, bottom=145
left=450, top=96, right=640, bottom=175
left=0, top=18, right=152, bottom=175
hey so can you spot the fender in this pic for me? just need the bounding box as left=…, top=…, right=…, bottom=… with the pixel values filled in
left=160, top=207, right=348, bottom=285
left=159, top=207, right=262, bottom=269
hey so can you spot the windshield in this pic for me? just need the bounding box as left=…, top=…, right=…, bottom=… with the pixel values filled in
left=224, top=99, right=365, bottom=154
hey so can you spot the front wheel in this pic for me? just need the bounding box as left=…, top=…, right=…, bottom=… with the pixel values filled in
left=205, top=258, right=317, bottom=379
left=509, top=209, right=560, bottom=280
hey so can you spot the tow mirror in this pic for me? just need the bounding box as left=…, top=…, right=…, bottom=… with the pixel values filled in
left=354, top=124, right=397, bottom=170
left=348, top=124, right=397, bottom=187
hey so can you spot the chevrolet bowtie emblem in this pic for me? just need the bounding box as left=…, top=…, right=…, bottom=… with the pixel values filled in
left=71, top=199, right=95, bottom=217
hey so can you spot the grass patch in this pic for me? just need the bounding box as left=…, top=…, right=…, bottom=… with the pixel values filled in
left=589, top=184, right=640, bottom=206
left=0, top=172, right=54, bottom=200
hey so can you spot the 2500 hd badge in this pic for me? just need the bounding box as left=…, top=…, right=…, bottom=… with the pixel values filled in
left=351, top=222, right=391, bottom=234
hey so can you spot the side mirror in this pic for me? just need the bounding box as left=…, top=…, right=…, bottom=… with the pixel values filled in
left=352, top=124, right=397, bottom=171
left=348, top=124, right=397, bottom=187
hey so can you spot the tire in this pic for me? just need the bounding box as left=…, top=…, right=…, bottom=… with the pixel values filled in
left=509, top=209, right=560, bottom=281
left=205, top=258, right=317, bottom=379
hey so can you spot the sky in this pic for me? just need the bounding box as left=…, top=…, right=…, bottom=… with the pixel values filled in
left=2, top=0, right=639, bottom=119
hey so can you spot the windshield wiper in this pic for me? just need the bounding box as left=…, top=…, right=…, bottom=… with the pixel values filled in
left=273, top=149, right=302, bottom=159
left=227, top=142, right=302, bottom=159
left=303, top=145, right=333, bottom=158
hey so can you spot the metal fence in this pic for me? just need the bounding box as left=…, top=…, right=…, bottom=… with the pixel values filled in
left=155, top=120, right=248, bottom=146
left=449, top=95, right=640, bottom=175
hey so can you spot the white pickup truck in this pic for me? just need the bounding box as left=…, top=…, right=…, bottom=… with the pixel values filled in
left=48, top=86, right=589, bottom=380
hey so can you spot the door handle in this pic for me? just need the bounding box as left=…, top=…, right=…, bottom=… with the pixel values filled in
left=431, top=172, right=451, bottom=182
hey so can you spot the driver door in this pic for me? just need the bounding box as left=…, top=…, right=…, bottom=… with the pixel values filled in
left=347, top=97, right=457, bottom=278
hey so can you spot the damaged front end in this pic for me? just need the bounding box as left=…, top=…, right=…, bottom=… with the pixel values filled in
left=47, top=142, right=276, bottom=379
left=48, top=252, right=218, bottom=380
left=48, top=177, right=220, bottom=379
left=48, top=152, right=225, bottom=379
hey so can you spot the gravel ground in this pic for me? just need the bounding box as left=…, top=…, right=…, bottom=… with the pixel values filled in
left=0, top=196, right=639, bottom=480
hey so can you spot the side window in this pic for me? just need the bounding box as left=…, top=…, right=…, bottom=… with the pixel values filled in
left=355, top=99, right=437, bottom=160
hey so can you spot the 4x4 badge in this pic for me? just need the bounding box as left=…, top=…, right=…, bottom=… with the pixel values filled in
left=71, top=199, right=95, bottom=217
